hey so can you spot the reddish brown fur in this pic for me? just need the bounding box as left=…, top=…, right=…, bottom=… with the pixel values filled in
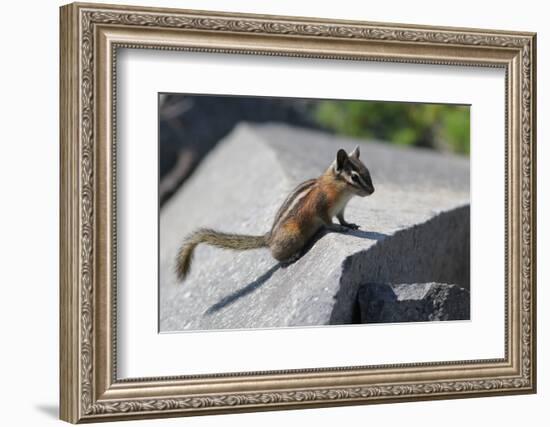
left=268, top=169, right=351, bottom=261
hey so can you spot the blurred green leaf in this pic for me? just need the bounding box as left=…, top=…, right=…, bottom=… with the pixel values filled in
left=312, top=100, right=470, bottom=155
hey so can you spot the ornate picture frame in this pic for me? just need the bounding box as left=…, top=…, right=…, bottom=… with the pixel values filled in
left=60, top=2, right=536, bottom=423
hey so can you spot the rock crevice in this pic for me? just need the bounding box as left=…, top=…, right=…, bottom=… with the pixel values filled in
left=332, top=205, right=470, bottom=324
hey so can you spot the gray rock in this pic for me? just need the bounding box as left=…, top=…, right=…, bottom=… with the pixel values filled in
left=331, top=203, right=470, bottom=324
left=159, top=123, right=470, bottom=331
left=357, top=282, right=470, bottom=323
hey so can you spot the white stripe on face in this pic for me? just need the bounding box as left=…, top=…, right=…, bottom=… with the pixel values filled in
left=351, top=170, right=368, bottom=190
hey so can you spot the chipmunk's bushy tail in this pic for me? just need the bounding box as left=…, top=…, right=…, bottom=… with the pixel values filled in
left=175, top=228, right=269, bottom=282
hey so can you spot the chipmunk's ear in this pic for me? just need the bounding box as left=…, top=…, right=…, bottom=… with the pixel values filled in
left=335, top=149, right=348, bottom=172
left=350, top=145, right=360, bottom=159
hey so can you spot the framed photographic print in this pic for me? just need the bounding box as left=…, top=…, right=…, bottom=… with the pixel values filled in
left=59, top=2, right=537, bottom=423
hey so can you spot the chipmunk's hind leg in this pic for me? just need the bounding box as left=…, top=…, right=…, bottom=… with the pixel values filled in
left=269, top=230, right=305, bottom=263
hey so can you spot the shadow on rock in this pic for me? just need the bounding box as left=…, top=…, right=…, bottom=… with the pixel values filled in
left=331, top=205, right=470, bottom=324
left=205, top=264, right=281, bottom=315
left=293, top=227, right=390, bottom=261
left=205, top=227, right=389, bottom=316
left=345, top=229, right=389, bottom=240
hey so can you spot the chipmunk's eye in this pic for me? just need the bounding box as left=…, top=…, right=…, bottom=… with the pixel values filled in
left=352, top=174, right=360, bottom=182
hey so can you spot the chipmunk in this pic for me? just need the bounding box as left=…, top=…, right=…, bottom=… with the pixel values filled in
left=175, top=146, right=374, bottom=282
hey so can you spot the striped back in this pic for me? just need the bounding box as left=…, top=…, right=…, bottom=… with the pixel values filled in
left=271, top=179, right=316, bottom=232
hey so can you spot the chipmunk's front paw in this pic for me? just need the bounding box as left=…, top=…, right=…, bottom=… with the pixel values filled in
left=326, top=223, right=351, bottom=233
left=343, top=223, right=360, bottom=230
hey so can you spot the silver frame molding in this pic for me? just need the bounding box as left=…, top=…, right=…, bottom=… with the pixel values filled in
left=60, top=2, right=537, bottom=423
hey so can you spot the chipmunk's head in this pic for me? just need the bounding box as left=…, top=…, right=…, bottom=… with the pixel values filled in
left=332, top=146, right=375, bottom=197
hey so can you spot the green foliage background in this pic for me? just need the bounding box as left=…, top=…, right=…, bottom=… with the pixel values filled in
left=312, top=101, right=470, bottom=155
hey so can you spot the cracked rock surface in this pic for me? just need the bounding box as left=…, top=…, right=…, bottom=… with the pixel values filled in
left=357, top=282, right=470, bottom=323
left=159, top=123, right=470, bottom=331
